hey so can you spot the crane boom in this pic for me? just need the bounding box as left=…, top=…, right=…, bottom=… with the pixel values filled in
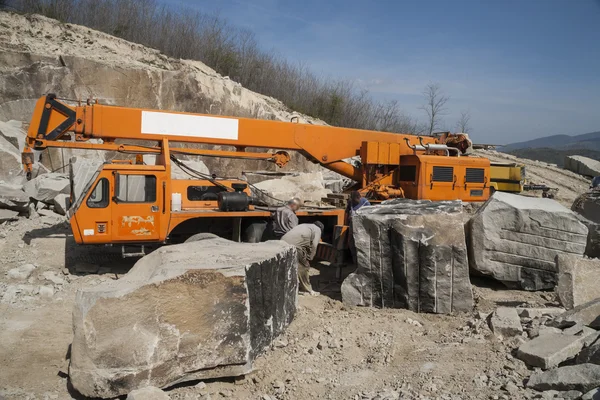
left=25, top=94, right=435, bottom=182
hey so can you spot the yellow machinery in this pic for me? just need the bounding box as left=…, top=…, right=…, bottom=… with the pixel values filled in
left=489, top=162, right=524, bottom=193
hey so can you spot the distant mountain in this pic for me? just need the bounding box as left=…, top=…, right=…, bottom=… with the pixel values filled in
left=500, top=131, right=600, bottom=152
left=508, top=148, right=600, bottom=168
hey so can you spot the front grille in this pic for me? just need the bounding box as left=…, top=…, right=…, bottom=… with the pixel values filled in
left=432, top=166, right=454, bottom=182
left=466, top=168, right=485, bottom=183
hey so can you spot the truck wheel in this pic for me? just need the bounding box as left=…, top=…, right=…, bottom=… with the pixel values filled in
left=243, top=221, right=268, bottom=243
left=185, top=233, right=220, bottom=243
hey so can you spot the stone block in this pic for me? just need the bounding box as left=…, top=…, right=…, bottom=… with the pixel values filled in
left=341, top=199, right=472, bottom=314
left=53, top=193, right=70, bottom=216
left=565, top=156, right=600, bottom=178
left=553, top=298, right=600, bottom=329
left=467, top=192, right=588, bottom=290
left=556, top=254, right=600, bottom=310
left=24, top=172, right=69, bottom=204
left=69, top=238, right=298, bottom=398
left=0, top=209, right=18, bottom=223
left=490, top=307, right=523, bottom=337
left=517, top=307, right=566, bottom=319
left=527, top=364, right=600, bottom=393
left=517, top=328, right=598, bottom=369
left=0, top=182, right=30, bottom=212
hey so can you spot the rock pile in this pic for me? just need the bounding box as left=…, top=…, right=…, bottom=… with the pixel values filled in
left=341, top=199, right=473, bottom=314
left=467, top=192, right=588, bottom=290
left=69, top=236, right=298, bottom=398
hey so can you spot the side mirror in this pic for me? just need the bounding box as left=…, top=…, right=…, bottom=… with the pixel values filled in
left=113, top=172, right=120, bottom=203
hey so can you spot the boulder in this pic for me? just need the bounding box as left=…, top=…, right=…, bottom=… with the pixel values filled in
left=527, top=364, right=600, bottom=393
left=565, top=156, right=600, bottom=178
left=53, top=193, right=70, bottom=216
left=489, top=307, right=523, bottom=337
left=253, top=172, right=332, bottom=206
left=0, top=120, right=25, bottom=150
left=0, top=182, right=30, bottom=212
left=466, top=192, right=588, bottom=290
left=517, top=327, right=599, bottom=369
left=586, top=223, right=600, bottom=259
left=552, top=298, right=600, bottom=329
left=126, top=386, right=170, bottom=400
left=24, top=173, right=70, bottom=204
left=583, top=388, right=600, bottom=400
left=341, top=199, right=473, bottom=313
left=69, top=237, right=297, bottom=398
left=7, top=264, right=36, bottom=280
left=556, top=254, right=600, bottom=310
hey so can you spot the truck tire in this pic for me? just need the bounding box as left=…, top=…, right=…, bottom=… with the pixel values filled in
left=185, top=232, right=221, bottom=243
left=243, top=221, right=268, bottom=243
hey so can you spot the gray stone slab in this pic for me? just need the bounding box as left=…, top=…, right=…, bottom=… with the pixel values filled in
left=553, top=298, right=600, bottom=329
left=467, top=192, right=589, bottom=291
left=490, top=307, right=523, bottom=337
left=556, top=254, right=600, bottom=310
left=517, top=330, right=596, bottom=369
left=341, top=200, right=473, bottom=314
left=0, top=182, right=29, bottom=212
left=527, top=364, right=600, bottom=393
left=565, top=156, right=600, bottom=178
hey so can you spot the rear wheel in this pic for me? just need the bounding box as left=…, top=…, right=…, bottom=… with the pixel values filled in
left=185, top=233, right=221, bottom=243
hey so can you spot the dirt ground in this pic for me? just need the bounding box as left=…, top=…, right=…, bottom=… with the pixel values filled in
left=0, top=212, right=559, bottom=400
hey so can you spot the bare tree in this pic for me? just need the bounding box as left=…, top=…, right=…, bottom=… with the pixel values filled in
left=420, top=83, right=449, bottom=136
left=455, top=110, right=471, bottom=133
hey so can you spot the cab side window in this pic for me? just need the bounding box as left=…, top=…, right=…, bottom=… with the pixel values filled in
left=116, top=175, right=157, bottom=203
left=87, top=178, right=109, bottom=208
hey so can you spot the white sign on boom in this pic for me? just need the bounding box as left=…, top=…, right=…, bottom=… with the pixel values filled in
left=141, top=111, right=239, bottom=140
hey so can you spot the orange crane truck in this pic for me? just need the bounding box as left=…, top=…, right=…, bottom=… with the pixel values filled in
left=22, top=94, right=490, bottom=262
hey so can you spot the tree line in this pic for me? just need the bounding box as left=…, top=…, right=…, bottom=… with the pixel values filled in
left=5, top=0, right=472, bottom=135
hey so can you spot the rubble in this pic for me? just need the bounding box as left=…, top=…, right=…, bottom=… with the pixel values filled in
left=552, top=298, right=600, bottom=329
left=489, top=307, right=523, bottom=337
left=467, top=192, right=588, bottom=290
left=126, top=386, right=170, bottom=400
left=7, top=264, right=36, bottom=280
left=69, top=237, right=298, bottom=398
left=527, top=364, right=600, bottom=393
left=564, top=155, right=600, bottom=178
left=556, top=254, right=600, bottom=310
left=341, top=199, right=473, bottom=313
left=577, top=337, right=600, bottom=365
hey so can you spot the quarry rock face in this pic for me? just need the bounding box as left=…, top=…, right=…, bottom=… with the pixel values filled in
left=556, top=254, right=600, bottom=310
left=467, top=192, right=588, bottom=290
left=341, top=199, right=473, bottom=314
left=69, top=238, right=297, bottom=398
left=565, top=155, right=600, bottom=178
left=0, top=12, right=323, bottom=179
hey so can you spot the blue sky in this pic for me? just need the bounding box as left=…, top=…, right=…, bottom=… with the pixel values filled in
left=166, top=0, right=600, bottom=145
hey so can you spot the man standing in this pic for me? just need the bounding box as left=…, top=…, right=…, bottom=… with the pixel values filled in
left=281, top=221, right=324, bottom=295
left=272, top=198, right=301, bottom=239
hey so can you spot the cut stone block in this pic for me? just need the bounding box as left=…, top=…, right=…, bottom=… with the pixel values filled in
left=553, top=298, right=600, bottom=329
left=53, top=193, right=70, bottom=216
left=24, top=172, right=69, bottom=204
left=341, top=199, right=472, bottom=314
left=69, top=238, right=298, bottom=398
left=489, top=307, right=523, bottom=337
left=517, top=328, right=598, bottom=369
left=517, top=307, right=566, bottom=319
left=565, top=156, right=600, bottom=178
left=0, top=209, right=18, bottom=223
left=556, top=254, right=600, bottom=310
left=467, top=192, right=588, bottom=290
left=527, top=364, right=600, bottom=393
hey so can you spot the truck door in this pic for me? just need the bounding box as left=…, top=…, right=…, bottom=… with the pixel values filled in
left=75, top=174, right=112, bottom=244
left=112, top=172, right=161, bottom=242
